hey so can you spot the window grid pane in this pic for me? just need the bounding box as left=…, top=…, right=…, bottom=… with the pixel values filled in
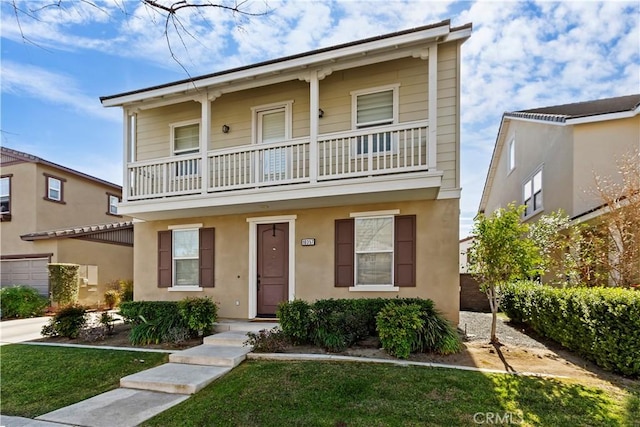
left=175, top=259, right=199, bottom=286
left=173, top=229, right=198, bottom=258
left=357, top=253, right=392, bottom=285
left=357, top=90, right=393, bottom=125
left=48, top=178, right=61, bottom=200
left=174, top=124, right=200, bottom=152
left=355, top=217, right=394, bottom=285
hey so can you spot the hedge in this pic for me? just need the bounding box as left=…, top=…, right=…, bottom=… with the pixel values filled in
left=49, top=263, right=80, bottom=306
left=501, top=281, right=640, bottom=376
left=0, top=285, right=48, bottom=319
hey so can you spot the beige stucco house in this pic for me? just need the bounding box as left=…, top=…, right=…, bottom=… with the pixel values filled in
left=0, top=147, right=133, bottom=305
left=479, top=94, right=640, bottom=223
left=100, top=21, right=472, bottom=323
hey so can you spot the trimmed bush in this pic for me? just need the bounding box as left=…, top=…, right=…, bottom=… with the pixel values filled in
left=0, top=286, right=48, bottom=319
left=41, top=305, right=87, bottom=338
left=376, top=303, right=424, bottom=358
left=502, top=281, right=640, bottom=376
left=104, top=290, right=121, bottom=309
left=276, top=299, right=312, bottom=344
left=49, top=264, right=80, bottom=306
left=178, top=297, right=218, bottom=336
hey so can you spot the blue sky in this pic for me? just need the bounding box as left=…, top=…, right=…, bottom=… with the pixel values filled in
left=1, top=0, right=639, bottom=238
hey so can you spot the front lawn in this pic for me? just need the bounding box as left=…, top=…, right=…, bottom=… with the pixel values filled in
left=143, top=360, right=639, bottom=427
left=0, top=344, right=168, bottom=417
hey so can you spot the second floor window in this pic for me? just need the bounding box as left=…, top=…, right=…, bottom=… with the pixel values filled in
left=108, top=194, right=120, bottom=215
left=523, top=169, right=543, bottom=217
left=1, top=176, right=10, bottom=218
left=508, top=138, right=515, bottom=172
left=352, top=86, right=398, bottom=155
left=45, top=175, right=64, bottom=202
left=173, top=122, right=200, bottom=155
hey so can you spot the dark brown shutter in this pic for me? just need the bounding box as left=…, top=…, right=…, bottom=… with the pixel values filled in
left=199, top=227, right=215, bottom=287
left=394, top=215, right=416, bottom=287
left=335, top=218, right=354, bottom=287
left=157, top=230, right=172, bottom=288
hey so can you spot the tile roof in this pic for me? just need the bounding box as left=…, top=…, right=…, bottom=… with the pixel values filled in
left=21, top=221, right=133, bottom=246
left=505, top=94, right=640, bottom=123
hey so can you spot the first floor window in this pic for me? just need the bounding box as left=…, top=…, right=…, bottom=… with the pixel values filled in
left=1, top=176, right=10, bottom=214
left=173, top=229, right=199, bottom=286
left=355, top=216, right=394, bottom=285
left=524, top=169, right=543, bottom=216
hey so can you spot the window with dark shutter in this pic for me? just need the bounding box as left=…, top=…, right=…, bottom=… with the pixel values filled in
left=394, top=215, right=416, bottom=287
left=334, top=218, right=354, bottom=287
left=199, top=228, right=215, bottom=287
left=157, top=230, right=172, bottom=288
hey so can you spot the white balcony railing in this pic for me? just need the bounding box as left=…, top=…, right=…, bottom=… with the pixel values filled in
left=126, top=121, right=429, bottom=201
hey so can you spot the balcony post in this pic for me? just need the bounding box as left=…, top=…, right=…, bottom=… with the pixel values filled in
left=122, top=109, right=136, bottom=202
left=309, top=72, right=319, bottom=183
left=199, top=94, right=211, bottom=194
left=428, top=44, right=438, bottom=170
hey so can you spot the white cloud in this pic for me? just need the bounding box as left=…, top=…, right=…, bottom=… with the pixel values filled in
left=1, top=61, right=120, bottom=122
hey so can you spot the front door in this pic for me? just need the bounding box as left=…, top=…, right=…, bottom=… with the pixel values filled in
left=257, top=223, right=289, bottom=317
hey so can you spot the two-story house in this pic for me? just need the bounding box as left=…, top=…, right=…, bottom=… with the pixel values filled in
left=479, top=94, right=640, bottom=222
left=0, top=147, right=133, bottom=304
left=100, top=20, right=472, bottom=322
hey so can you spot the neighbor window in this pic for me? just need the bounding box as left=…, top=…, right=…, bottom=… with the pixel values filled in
left=523, top=169, right=543, bottom=216
left=1, top=175, right=11, bottom=220
left=352, top=86, right=398, bottom=155
left=107, top=193, right=120, bottom=216
left=508, top=138, right=515, bottom=172
left=173, top=229, right=199, bottom=286
left=44, top=174, right=65, bottom=203
left=355, top=216, right=394, bottom=285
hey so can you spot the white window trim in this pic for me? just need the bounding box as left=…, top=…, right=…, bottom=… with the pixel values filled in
left=251, top=100, right=294, bottom=145
left=350, top=84, right=400, bottom=129
left=108, top=195, right=119, bottom=215
left=353, top=214, right=395, bottom=288
left=246, top=215, right=296, bottom=319
left=170, top=119, right=201, bottom=156
left=523, top=166, right=544, bottom=218
left=48, top=177, right=62, bottom=201
left=172, top=227, right=200, bottom=288
left=168, top=286, right=203, bottom=292
left=349, top=285, right=399, bottom=292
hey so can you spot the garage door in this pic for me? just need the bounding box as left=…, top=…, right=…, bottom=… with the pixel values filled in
left=0, top=258, right=49, bottom=297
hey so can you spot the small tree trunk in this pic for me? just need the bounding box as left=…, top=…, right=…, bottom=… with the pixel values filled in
left=486, top=285, right=499, bottom=343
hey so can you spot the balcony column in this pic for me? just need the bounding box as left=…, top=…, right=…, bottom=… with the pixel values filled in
left=198, top=93, right=213, bottom=194
left=308, top=72, right=319, bottom=183
left=428, top=43, right=438, bottom=170
left=122, top=108, right=137, bottom=201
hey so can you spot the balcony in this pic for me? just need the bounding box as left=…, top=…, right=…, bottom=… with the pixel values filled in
left=121, top=121, right=442, bottom=219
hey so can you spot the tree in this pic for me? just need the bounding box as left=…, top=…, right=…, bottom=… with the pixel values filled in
left=468, top=203, right=540, bottom=343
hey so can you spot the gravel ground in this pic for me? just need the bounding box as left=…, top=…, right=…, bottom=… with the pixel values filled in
left=458, top=311, right=550, bottom=349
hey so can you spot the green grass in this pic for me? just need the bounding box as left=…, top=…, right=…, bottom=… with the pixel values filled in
left=0, top=344, right=168, bottom=417
left=142, top=360, right=640, bottom=427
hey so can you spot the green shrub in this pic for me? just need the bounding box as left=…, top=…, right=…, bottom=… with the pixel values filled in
left=310, top=299, right=370, bottom=352
left=48, top=264, right=80, bottom=306
left=104, top=290, right=121, bottom=309
left=119, top=280, right=134, bottom=302
left=376, top=303, right=424, bottom=358
left=277, top=299, right=312, bottom=344
left=245, top=327, right=288, bottom=352
left=0, top=286, right=48, bottom=319
left=501, top=281, right=640, bottom=376
left=41, top=305, right=87, bottom=338
left=178, top=297, right=218, bottom=336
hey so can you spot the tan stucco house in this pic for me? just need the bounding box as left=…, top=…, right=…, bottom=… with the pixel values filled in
left=100, top=20, right=472, bottom=322
left=479, top=94, right=640, bottom=223
left=0, top=147, right=133, bottom=305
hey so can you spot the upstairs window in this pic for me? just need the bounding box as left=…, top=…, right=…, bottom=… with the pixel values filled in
left=508, top=138, right=515, bottom=172
left=44, top=174, right=65, bottom=203
left=352, top=86, right=398, bottom=155
left=1, top=175, right=11, bottom=220
left=107, top=193, right=120, bottom=216
left=172, top=121, right=200, bottom=155
left=523, top=169, right=543, bottom=217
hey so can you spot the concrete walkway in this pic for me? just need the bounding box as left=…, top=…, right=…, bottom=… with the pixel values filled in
left=1, top=321, right=277, bottom=427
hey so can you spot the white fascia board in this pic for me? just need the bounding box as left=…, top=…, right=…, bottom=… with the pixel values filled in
left=565, top=107, right=640, bottom=125
left=102, top=25, right=451, bottom=107
left=478, top=117, right=509, bottom=212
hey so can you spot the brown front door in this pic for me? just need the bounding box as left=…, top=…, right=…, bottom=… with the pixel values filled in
left=257, top=223, right=289, bottom=317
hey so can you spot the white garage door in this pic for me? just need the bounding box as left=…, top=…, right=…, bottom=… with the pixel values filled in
left=0, top=258, right=49, bottom=296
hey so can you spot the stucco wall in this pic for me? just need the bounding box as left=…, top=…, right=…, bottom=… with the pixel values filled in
left=133, top=198, right=460, bottom=323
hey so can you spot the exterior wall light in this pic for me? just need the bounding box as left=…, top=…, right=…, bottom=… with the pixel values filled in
left=318, top=108, right=324, bottom=118
left=222, top=124, right=230, bottom=133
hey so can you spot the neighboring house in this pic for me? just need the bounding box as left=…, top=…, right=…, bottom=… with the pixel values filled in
left=0, top=147, right=133, bottom=305
left=479, top=94, right=640, bottom=223
left=459, top=236, right=474, bottom=273
left=100, top=20, right=472, bottom=322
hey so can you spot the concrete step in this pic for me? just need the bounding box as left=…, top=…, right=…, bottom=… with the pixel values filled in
left=213, top=321, right=279, bottom=333
left=169, top=344, right=251, bottom=367
left=120, top=363, right=231, bottom=395
left=36, top=388, right=190, bottom=427
left=203, top=330, right=251, bottom=346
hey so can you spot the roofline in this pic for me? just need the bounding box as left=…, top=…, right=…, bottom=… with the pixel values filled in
left=1, top=146, right=121, bottom=190
left=504, top=105, right=640, bottom=126
left=101, top=20, right=472, bottom=107
left=478, top=113, right=509, bottom=213
left=20, top=221, right=133, bottom=241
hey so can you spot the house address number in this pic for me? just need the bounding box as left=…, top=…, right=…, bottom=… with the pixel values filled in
left=301, top=238, right=316, bottom=246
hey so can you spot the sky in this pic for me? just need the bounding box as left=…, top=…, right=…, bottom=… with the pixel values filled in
left=1, top=0, right=639, bottom=238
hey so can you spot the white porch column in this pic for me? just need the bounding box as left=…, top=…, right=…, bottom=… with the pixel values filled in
left=309, top=71, right=319, bottom=183
left=122, top=109, right=136, bottom=201
left=428, top=44, right=438, bottom=170
left=199, top=94, right=211, bottom=194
